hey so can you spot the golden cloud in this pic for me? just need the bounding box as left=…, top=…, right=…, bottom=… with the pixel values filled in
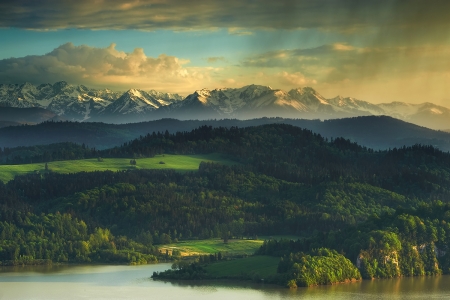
left=0, top=43, right=213, bottom=93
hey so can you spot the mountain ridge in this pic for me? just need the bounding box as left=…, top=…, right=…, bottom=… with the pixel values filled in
left=0, top=116, right=450, bottom=153
left=1, top=82, right=449, bottom=129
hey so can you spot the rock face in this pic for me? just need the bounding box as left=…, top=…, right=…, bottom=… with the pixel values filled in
left=1, top=82, right=449, bottom=129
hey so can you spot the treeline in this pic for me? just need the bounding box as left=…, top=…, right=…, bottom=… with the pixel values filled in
left=0, top=142, right=98, bottom=165
left=0, top=211, right=158, bottom=265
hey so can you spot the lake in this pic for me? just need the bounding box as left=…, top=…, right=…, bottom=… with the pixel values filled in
left=1, top=264, right=450, bottom=299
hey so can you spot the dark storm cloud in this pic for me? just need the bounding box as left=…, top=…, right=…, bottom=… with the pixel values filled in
left=0, top=0, right=448, bottom=38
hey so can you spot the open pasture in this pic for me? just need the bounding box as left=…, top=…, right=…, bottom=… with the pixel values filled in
left=0, top=153, right=233, bottom=182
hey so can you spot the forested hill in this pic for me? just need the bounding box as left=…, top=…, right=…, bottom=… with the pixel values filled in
left=102, top=124, right=450, bottom=202
left=1, top=123, right=450, bottom=271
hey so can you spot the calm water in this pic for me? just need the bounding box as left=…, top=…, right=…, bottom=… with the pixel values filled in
left=0, top=264, right=449, bottom=300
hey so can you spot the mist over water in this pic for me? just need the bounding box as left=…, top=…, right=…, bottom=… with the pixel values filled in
left=0, top=264, right=450, bottom=300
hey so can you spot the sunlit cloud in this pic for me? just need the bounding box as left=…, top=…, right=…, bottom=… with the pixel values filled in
left=235, top=43, right=450, bottom=104
left=0, top=43, right=214, bottom=93
left=241, top=44, right=450, bottom=82
left=276, top=71, right=317, bottom=86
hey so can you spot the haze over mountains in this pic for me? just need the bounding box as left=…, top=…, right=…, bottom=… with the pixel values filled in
left=1, top=81, right=449, bottom=130
left=1, top=116, right=450, bottom=153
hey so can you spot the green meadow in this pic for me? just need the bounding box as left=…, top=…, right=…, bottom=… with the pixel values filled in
left=159, top=236, right=302, bottom=257
left=0, top=153, right=234, bottom=182
left=204, top=256, right=280, bottom=278
left=160, top=239, right=265, bottom=257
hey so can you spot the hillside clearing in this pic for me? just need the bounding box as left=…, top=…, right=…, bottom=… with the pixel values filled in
left=0, top=154, right=234, bottom=182
left=160, top=239, right=264, bottom=257
left=159, top=236, right=303, bottom=257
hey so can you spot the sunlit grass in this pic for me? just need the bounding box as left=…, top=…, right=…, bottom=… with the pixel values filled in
left=159, top=235, right=303, bottom=257
left=159, top=239, right=264, bottom=257
left=0, top=153, right=234, bottom=182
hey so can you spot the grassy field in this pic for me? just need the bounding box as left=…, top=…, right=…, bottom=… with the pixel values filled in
left=160, top=236, right=303, bottom=257
left=160, top=239, right=264, bottom=257
left=204, top=256, right=280, bottom=278
left=0, top=153, right=234, bottom=182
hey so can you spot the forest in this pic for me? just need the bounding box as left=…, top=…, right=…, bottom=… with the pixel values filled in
left=1, top=123, right=450, bottom=284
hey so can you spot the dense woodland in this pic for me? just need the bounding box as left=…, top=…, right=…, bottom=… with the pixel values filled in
left=256, top=201, right=450, bottom=283
left=1, top=124, right=450, bottom=280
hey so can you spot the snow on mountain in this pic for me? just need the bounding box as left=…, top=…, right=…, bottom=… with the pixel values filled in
left=0, top=83, right=41, bottom=108
left=377, top=102, right=421, bottom=119
left=328, top=96, right=385, bottom=115
left=0, top=82, right=182, bottom=122
left=147, top=89, right=183, bottom=106
left=1, top=82, right=449, bottom=129
left=100, top=89, right=162, bottom=115
left=376, top=102, right=450, bottom=129
left=158, top=85, right=450, bottom=129
left=162, top=85, right=378, bottom=119
left=159, top=85, right=280, bottom=118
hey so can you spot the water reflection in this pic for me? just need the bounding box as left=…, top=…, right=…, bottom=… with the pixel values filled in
left=0, top=264, right=449, bottom=300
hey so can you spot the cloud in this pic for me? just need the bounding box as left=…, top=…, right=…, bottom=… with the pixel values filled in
left=1, top=0, right=449, bottom=44
left=242, top=44, right=450, bottom=83
left=236, top=42, right=450, bottom=104
left=207, top=57, right=226, bottom=63
left=227, top=28, right=253, bottom=36
left=277, top=71, right=317, bottom=86
left=220, top=78, right=236, bottom=85
left=0, top=43, right=212, bottom=93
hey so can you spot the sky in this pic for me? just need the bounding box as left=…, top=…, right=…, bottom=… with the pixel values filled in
left=0, top=0, right=449, bottom=105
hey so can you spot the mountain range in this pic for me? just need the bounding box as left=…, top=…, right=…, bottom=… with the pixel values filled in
left=1, top=81, right=449, bottom=130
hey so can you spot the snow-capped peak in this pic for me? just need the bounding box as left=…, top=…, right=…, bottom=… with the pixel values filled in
left=128, top=88, right=143, bottom=98
left=2, top=82, right=450, bottom=130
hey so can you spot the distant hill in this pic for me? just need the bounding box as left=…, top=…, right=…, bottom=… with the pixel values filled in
left=0, top=116, right=450, bottom=152
left=0, top=107, right=58, bottom=124
left=307, top=116, right=450, bottom=151
left=0, top=121, right=21, bottom=128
